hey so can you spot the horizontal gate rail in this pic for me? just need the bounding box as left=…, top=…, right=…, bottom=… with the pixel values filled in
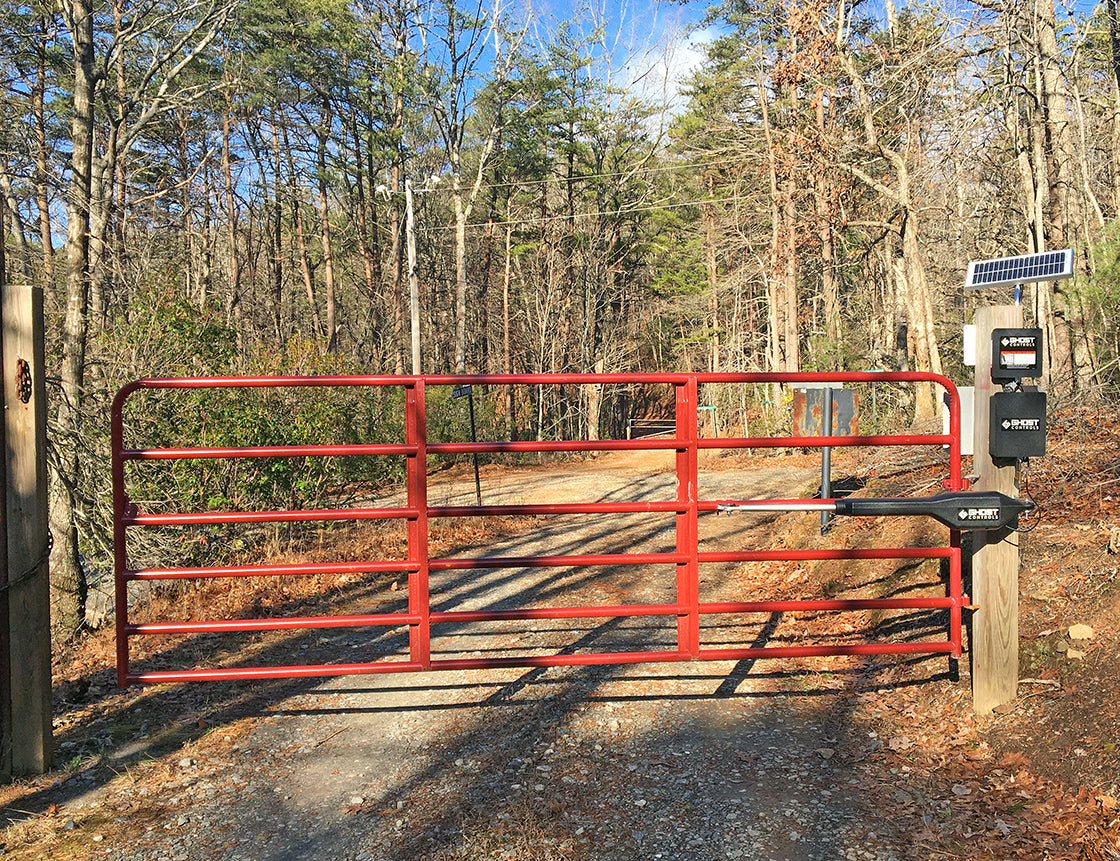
left=125, top=611, right=423, bottom=635
left=122, top=507, right=420, bottom=526
left=112, top=371, right=964, bottom=687
left=124, top=560, right=419, bottom=581
left=120, top=443, right=419, bottom=459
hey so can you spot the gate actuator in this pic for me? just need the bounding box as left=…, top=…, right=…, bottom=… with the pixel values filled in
left=717, top=491, right=1034, bottom=531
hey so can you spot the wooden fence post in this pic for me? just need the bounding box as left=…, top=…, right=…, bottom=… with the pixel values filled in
left=1, top=200, right=10, bottom=782
left=2, top=278, right=52, bottom=774
left=971, top=304, right=1023, bottom=715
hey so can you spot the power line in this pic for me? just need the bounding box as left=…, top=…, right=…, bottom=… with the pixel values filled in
left=417, top=192, right=761, bottom=233
left=424, top=155, right=748, bottom=195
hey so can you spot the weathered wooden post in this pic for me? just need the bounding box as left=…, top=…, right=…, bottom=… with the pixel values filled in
left=1, top=203, right=10, bottom=781
left=971, top=304, right=1023, bottom=714
left=2, top=272, right=53, bottom=774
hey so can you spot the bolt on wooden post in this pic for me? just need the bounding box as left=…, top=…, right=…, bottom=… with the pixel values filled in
left=971, top=304, right=1023, bottom=715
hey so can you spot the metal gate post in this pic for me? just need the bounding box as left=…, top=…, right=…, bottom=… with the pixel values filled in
left=406, top=381, right=431, bottom=667
left=946, top=384, right=964, bottom=660
left=675, top=379, right=700, bottom=658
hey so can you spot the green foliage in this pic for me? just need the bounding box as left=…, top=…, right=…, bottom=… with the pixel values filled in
left=649, top=233, right=707, bottom=300
left=110, top=288, right=239, bottom=377
left=127, top=340, right=406, bottom=511
left=102, top=297, right=410, bottom=567
left=1080, top=223, right=1120, bottom=387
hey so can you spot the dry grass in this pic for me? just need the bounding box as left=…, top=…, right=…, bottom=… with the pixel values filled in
left=430, top=800, right=580, bottom=861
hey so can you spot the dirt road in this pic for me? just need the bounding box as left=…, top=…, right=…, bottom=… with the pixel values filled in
left=22, top=452, right=978, bottom=860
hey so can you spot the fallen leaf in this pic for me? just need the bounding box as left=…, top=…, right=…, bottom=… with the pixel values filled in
left=998, top=752, right=1032, bottom=768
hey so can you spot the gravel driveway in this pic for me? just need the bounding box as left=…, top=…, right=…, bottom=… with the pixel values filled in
left=55, top=451, right=952, bottom=861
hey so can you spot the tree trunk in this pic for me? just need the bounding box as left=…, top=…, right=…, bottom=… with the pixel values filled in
left=176, top=110, right=194, bottom=303
left=85, top=128, right=116, bottom=333
left=32, top=25, right=54, bottom=294
left=387, top=23, right=407, bottom=374
left=704, top=173, right=719, bottom=372
left=282, top=123, right=323, bottom=338
left=480, top=209, right=495, bottom=373
left=222, top=94, right=243, bottom=328
left=0, top=169, right=33, bottom=282
left=1037, top=0, right=1086, bottom=396
left=900, top=205, right=940, bottom=420
left=52, top=0, right=97, bottom=637
left=453, top=170, right=469, bottom=374
left=201, top=162, right=214, bottom=312
left=782, top=176, right=799, bottom=374
left=350, top=109, right=379, bottom=364
left=586, top=357, right=605, bottom=441
left=317, top=101, right=338, bottom=352
left=269, top=110, right=284, bottom=336
left=815, top=93, right=839, bottom=343
left=759, top=69, right=792, bottom=395
left=503, top=200, right=514, bottom=438
left=1109, top=0, right=1120, bottom=212
left=387, top=175, right=404, bottom=374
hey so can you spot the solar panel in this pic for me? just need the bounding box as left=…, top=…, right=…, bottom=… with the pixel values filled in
left=965, top=249, right=1073, bottom=289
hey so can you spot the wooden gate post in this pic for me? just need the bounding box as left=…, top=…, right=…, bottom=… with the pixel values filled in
left=1, top=202, right=9, bottom=781
left=2, top=278, right=53, bottom=774
left=971, top=304, right=1023, bottom=714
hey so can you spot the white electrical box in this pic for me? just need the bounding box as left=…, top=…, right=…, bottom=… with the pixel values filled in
left=943, top=387, right=974, bottom=456
left=963, top=325, right=976, bottom=367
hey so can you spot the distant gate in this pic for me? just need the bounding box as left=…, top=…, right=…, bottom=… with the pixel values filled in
left=111, top=372, right=964, bottom=687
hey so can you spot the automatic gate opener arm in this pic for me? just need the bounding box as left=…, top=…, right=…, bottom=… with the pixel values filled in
left=716, top=491, right=1035, bottom=531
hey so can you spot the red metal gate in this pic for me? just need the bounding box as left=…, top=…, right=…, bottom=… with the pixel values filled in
left=112, top=372, right=964, bottom=687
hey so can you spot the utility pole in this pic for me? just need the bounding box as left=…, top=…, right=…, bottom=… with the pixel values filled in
left=405, top=178, right=420, bottom=375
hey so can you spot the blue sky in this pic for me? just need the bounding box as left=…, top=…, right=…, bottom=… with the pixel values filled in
left=524, top=0, right=717, bottom=116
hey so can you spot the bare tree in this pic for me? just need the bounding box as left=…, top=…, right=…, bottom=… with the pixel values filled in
left=51, top=0, right=233, bottom=635
left=423, top=0, right=522, bottom=373
left=832, top=1, right=946, bottom=419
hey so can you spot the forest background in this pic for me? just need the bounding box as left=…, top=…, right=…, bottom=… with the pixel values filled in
left=2, top=0, right=1118, bottom=640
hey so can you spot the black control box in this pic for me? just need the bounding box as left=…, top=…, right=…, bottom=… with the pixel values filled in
left=991, top=328, right=1044, bottom=382
left=990, top=390, right=1047, bottom=459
